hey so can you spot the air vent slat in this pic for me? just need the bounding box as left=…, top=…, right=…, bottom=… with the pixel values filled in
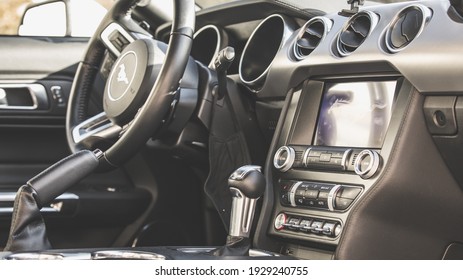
left=293, top=17, right=332, bottom=60
left=336, top=11, right=378, bottom=57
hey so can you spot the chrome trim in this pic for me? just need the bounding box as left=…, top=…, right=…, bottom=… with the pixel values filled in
left=328, top=185, right=342, bottom=212
left=0, top=83, right=48, bottom=110
left=289, top=181, right=302, bottom=207
left=0, top=192, right=78, bottom=202
left=229, top=187, right=258, bottom=238
left=175, top=247, right=215, bottom=253
left=302, top=147, right=312, bottom=167
left=0, top=192, right=78, bottom=214
left=274, top=213, right=287, bottom=230
left=229, top=165, right=262, bottom=181
left=193, top=25, right=222, bottom=68
left=385, top=4, right=432, bottom=53
left=91, top=250, right=165, bottom=260
left=100, top=22, right=135, bottom=56
left=293, top=16, right=333, bottom=60
left=72, top=112, right=121, bottom=144
left=354, top=149, right=381, bottom=179
left=341, top=149, right=353, bottom=171
left=239, top=14, right=294, bottom=89
left=336, top=10, right=379, bottom=57
left=273, top=146, right=295, bottom=172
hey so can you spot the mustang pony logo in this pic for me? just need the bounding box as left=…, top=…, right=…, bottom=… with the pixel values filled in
left=117, top=64, right=129, bottom=85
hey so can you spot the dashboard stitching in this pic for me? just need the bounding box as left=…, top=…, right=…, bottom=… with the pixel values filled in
left=274, top=0, right=313, bottom=17
left=334, top=87, right=418, bottom=259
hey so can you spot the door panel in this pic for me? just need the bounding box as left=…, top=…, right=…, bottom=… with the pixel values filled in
left=0, top=36, right=150, bottom=249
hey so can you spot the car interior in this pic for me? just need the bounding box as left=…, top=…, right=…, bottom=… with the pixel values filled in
left=1, top=0, right=463, bottom=260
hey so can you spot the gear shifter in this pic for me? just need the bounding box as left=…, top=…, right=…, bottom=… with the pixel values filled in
left=213, top=165, right=265, bottom=256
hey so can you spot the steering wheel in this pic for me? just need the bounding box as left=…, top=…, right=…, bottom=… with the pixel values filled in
left=66, top=0, right=196, bottom=168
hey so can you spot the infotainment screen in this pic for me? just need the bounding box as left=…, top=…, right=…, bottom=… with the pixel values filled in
left=314, top=81, right=396, bottom=148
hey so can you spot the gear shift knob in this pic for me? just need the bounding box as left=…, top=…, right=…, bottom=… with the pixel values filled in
left=228, top=165, right=265, bottom=238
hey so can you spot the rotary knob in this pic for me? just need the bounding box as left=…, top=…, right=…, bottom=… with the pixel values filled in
left=354, top=150, right=381, bottom=179
left=273, top=146, right=295, bottom=172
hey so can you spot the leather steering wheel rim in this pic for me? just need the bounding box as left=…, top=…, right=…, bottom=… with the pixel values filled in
left=66, top=0, right=195, bottom=168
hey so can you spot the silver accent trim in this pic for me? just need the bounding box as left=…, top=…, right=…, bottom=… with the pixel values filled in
left=175, top=247, right=280, bottom=257
left=293, top=16, right=333, bottom=60
left=229, top=165, right=262, bottom=181
left=328, top=185, right=342, bottom=212
left=385, top=4, right=432, bottom=53
left=289, top=181, right=302, bottom=207
left=229, top=187, right=258, bottom=238
left=336, top=10, right=379, bottom=57
left=0, top=192, right=78, bottom=214
left=100, top=23, right=135, bottom=56
left=274, top=213, right=287, bottom=230
left=302, top=147, right=312, bottom=167
left=273, top=146, right=295, bottom=172
left=239, top=14, right=294, bottom=89
left=354, top=149, right=381, bottom=179
left=0, top=83, right=48, bottom=110
left=72, top=112, right=122, bottom=144
left=341, top=149, right=353, bottom=170
left=0, top=192, right=78, bottom=202
left=193, top=25, right=222, bottom=68
left=91, top=250, right=165, bottom=260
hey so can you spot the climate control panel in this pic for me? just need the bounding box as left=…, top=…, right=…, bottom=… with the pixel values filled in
left=273, top=145, right=382, bottom=179
left=279, top=180, right=362, bottom=212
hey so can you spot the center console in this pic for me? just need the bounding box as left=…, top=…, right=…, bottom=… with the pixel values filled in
left=268, top=77, right=412, bottom=250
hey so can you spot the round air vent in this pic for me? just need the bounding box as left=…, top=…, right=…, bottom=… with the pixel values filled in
left=385, top=4, right=432, bottom=53
left=293, top=17, right=332, bottom=60
left=337, top=11, right=379, bottom=57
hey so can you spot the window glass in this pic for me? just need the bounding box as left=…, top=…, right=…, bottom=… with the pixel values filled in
left=0, top=0, right=115, bottom=37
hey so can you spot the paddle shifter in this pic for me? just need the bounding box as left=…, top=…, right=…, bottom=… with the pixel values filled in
left=213, top=165, right=265, bottom=256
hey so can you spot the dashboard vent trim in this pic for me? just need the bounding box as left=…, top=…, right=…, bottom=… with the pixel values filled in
left=385, top=4, right=432, bottom=53
left=336, top=11, right=379, bottom=57
left=293, top=17, right=332, bottom=60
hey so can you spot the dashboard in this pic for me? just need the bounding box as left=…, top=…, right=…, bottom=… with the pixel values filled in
left=180, top=0, right=463, bottom=259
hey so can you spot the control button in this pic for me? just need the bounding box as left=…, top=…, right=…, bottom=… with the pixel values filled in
left=354, top=150, right=381, bottom=179
left=288, top=217, right=301, bottom=230
left=331, top=151, right=344, bottom=158
left=319, top=153, right=332, bottom=162
left=311, top=221, right=324, bottom=233
left=274, top=146, right=296, bottom=172
left=330, top=158, right=343, bottom=166
left=306, top=156, right=319, bottom=164
left=305, top=189, right=319, bottom=199
left=305, top=199, right=316, bottom=207
left=318, top=191, right=329, bottom=200
left=316, top=200, right=327, bottom=208
left=309, top=150, right=322, bottom=157
left=274, top=213, right=287, bottom=230
left=296, top=197, right=304, bottom=205
left=323, top=223, right=336, bottom=236
left=280, top=193, right=290, bottom=205
left=51, top=86, right=66, bottom=107
left=337, top=186, right=362, bottom=200
left=279, top=181, right=293, bottom=192
left=299, top=219, right=312, bottom=232
left=335, top=197, right=354, bottom=210
left=295, top=188, right=306, bottom=197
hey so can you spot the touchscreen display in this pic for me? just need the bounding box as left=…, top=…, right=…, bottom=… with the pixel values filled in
left=314, top=81, right=396, bottom=148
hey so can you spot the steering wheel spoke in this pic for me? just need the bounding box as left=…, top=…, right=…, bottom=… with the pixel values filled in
left=100, top=22, right=135, bottom=57
left=72, top=112, right=122, bottom=148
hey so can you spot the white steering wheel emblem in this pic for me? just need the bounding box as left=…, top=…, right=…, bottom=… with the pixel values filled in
left=117, top=64, right=129, bottom=85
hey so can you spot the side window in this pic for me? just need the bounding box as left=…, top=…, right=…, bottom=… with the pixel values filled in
left=0, top=0, right=114, bottom=37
